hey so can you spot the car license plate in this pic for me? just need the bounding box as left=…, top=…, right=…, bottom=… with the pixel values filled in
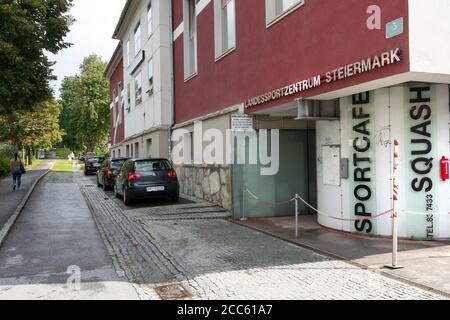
left=147, top=186, right=164, bottom=192
left=93, top=163, right=100, bottom=167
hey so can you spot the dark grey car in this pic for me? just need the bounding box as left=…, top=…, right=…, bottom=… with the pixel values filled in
left=84, top=156, right=105, bottom=175
left=114, top=158, right=180, bottom=205
left=97, top=158, right=129, bottom=191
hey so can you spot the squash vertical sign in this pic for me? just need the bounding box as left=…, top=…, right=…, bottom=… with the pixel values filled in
left=406, top=85, right=439, bottom=239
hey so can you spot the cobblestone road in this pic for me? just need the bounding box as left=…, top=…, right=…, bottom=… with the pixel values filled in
left=77, top=173, right=446, bottom=300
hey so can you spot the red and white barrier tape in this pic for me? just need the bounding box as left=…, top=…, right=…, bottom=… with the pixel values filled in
left=295, top=194, right=393, bottom=222
left=245, top=188, right=393, bottom=222
left=245, top=188, right=296, bottom=206
left=245, top=183, right=446, bottom=221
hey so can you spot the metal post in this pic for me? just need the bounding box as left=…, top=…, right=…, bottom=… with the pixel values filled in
left=392, top=193, right=399, bottom=266
left=295, top=194, right=299, bottom=237
left=241, top=186, right=247, bottom=221
left=385, top=140, right=403, bottom=269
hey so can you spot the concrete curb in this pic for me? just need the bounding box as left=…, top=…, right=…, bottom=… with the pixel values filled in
left=0, top=166, right=53, bottom=248
left=230, top=219, right=450, bottom=300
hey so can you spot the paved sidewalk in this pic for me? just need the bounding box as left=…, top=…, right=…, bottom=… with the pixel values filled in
left=0, top=160, right=54, bottom=232
left=0, top=171, right=139, bottom=300
left=80, top=179, right=446, bottom=300
left=235, top=216, right=450, bottom=297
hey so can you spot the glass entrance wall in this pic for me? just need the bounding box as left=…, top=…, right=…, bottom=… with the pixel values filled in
left=232, top=129, right=317, bottom=218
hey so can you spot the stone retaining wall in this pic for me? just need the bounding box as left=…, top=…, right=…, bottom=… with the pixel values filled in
left=175, top=165, right=232, bottom=210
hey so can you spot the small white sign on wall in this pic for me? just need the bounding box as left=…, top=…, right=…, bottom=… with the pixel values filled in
left=322, top=145, right=341, bottom=186
left=231, top=114, right=254, bottom=132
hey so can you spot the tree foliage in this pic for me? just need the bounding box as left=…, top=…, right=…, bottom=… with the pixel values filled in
left=0, top=0, right=73, bottom=113
left=59, top=55, right=110, bottom=153
left=0, top=98, right=64, bottom=159
left=59, top=76, right=83, bottom=151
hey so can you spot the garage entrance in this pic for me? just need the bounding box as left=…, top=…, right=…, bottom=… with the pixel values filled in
left=232, top=126, right=317, bottom=219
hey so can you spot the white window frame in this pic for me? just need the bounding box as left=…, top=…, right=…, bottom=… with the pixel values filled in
left=118, top=82, right=123, bottom=125
left=183, top=0, right=198, bottom=81
left=214, top=0, right=236, bottom=61
left=134, top=71, right=142, bottom=106
left=112, top=88, right=117, bottom=125
left=147, top=59, right=154, bottom=95
left=147, top=2, right=152, bottom=38
left=126, top=83, right=131, bottom=110
left=146, top=138, right=153, bottom=158
left=265, top=0, right=304, bottom=28
left=134, top=23, right=141, bottom=57
left=134, top=142, right=139, bottom=158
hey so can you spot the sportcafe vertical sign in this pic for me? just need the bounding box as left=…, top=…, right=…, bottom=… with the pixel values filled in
left=406, top=86, right=439, bottom=239
left=350, top=92, right=376, bottom=234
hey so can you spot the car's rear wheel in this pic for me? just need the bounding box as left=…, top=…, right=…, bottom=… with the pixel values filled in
left=123, top=187, right=132, bottom=205
left=97, top=176, right=101, bottom=187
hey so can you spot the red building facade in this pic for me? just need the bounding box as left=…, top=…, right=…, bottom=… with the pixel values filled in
left=172, top=0, right=409, bottom=123
left=171, top=0, right=450, bottom=239
left=106, top=44, right=125, bottom=158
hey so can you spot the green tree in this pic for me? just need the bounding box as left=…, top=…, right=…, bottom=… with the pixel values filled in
left=59, top=55, right=110, bottom=153
left=59, top=76, right=84, bottom=151
left=0, top=98, right=64, bottom=163
left=0, top=0, right=73, bottom=114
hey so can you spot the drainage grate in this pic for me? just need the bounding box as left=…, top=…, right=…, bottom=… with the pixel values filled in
left=154, top=284, right=191, bottom=300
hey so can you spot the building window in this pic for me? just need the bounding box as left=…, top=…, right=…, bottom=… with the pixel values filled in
left=147, top=3, right=152, bottom=38
left=126, top=145, right=130, bottom=157
left=126, top=83, right=131, bottom=110
left=189, top=132, right=194, bottom=163
left=214, top=0, right=236, bottom=59
left=118, top=149, right=121, bottom=158
left=118, top=82, right=123, bottom=124
left=112, top=89, right=117, bottom=125
left=113, top=150, right=116, bottom=159
left=134, top=23, right=141, bottom=56
left=266, top=0, right=304, bottom=26
left=134, top=142, right=139, bottom=158
left=183, top=0, right=197, bottom=79
left=148, top=59, right=153, bottom=95
left=146, top=139, right=152, bottom=158
left=278, top=0, right=300, bottom=13
left=135, top=72, right=142, bottom=105
left=126, top=40, right=130, bottom=66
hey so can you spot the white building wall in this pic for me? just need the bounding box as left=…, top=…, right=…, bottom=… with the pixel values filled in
left=317, top=84, right=450, bottom=240
left=316, top=120, right=343, bottom=231
left=373, top=88, right=392, bottom=236
left=409, top=0, right=450, bottom=75
left=120, top=0, right=173, bottom=149
left=436, top=85, right=450, bottom=238
left=388, top=85, right=408, bottom=237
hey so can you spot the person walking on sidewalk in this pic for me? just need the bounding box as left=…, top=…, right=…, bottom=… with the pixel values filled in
left=10, top=152, right=24, bottom=190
